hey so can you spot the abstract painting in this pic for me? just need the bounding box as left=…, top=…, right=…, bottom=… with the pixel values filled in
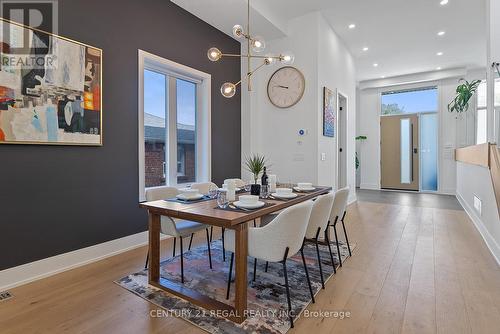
left=323, top=87, right=335, bottom=137
left=0, top=18, right=102, bottom=145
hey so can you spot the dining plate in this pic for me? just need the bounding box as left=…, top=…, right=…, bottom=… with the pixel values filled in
left=176, top=193, right=204, bottom=201
left=271, top=192, right=298, bottom=199
left=233, top=200, right=265, bottom=209
left=293, top=186, right=316, bottom=192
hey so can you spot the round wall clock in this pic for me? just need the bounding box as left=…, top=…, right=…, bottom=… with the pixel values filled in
left=267, top=66, right=305, bottom=108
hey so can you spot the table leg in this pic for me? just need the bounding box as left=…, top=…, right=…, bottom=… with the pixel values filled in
left=234, top=223, right=248, bottom=321
left=148, top=213, right=161, bottom=283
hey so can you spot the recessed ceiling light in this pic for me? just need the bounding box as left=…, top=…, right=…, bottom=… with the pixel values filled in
left=436, top=52, right=443, bottom=56
left=348, top=24, right=356, bottom=29
left=440, top=0, right=449, bottom=5
left=436, top=67, right=442, bottom=70
left=373, top=63, right=379, bottom=67
left=362, top=47, right=369, bottom=51
left=381, top=75, right=386, bottom=78
left=437, top=31, right=446, bottom=36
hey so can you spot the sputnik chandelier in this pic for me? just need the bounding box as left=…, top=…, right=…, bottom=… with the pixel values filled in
left=207, top=0, right=294, bottom=98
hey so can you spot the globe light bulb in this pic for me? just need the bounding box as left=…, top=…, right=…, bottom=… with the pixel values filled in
left=207, top=47, right=222, bottom=62
left=232, top=25, right=244, bottom=39
left=221, top=82, right=236, bottom=98
left=280, top=52, right=295, bottom=64
left=251, top=36, right=266, bottom=53
left=264, top=54, right=276, bottom=65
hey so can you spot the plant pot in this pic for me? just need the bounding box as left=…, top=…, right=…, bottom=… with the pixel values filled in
left=250, top=184, right=261, bottom=196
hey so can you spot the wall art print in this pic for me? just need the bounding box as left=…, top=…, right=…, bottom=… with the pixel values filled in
left=0, top=18, right=102, bottom=146
left=323, top=86, right=335, bottom=137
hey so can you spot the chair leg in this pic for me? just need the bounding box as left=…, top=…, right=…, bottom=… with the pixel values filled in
left=341, top=212, right=352, bottom=257
left=333, top=221, right=342, bottom=267
left=180, top=236, right=184, bottom=284
left=205, top=228, right=212, bottom=269
left=188, top=233, right=194, bottom=250
left=253, top=258, right=257, bottom=281
left=144, top=250, right=149, bottom=270
left=226, top=252, right=234, bottom=300
left=325, top=230, right=337, bottom=274
left=210, top=226, right=213, bottom=242
left=172, top=237, right=176, bottom=257
left=300, top=244, right=315, bottom=303
left=222, top=227, right=226, bottom=262
left=265, top=261, right=269, bottom=272
left=282, top=247, right=294, bottom=328
left=314, top=228, right=325, bottom=289
left=253, top=219, right=257, bottom=227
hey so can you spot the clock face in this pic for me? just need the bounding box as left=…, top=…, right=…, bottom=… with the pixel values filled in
left=267, top=66, right=305, bottom=108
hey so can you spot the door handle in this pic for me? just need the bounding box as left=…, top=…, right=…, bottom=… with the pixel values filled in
left=413, top=148, right=418, bottom=154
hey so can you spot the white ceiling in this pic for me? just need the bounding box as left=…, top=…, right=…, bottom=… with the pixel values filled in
left=172, top=0, right=487, bottom=82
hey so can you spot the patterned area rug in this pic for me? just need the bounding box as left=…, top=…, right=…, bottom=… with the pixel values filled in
left=116, top=237, right=354, bottom=334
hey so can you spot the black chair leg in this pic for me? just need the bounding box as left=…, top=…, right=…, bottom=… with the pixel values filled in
left=300, top=245, right=315, bottom=303
left=222, top=227, right=226, bottom=262
left=341, top=214, right=352, bottom=257
left=144, top=250, right=149, bottom=269
left=253, top=258, right=257, bottom=281
left=210, top=226, right=213, bottom=242
left=282, top=247, right=294, bottom=328
left=265, top=261, right=269, bottom=272
left=333, top=221, right=342, bottom=267
left=325, top=230, right=337, bottom=274
left=253, top=219, right=257, bottom=227
left=172, top=237, right=176, bottom=257
left=205, top=228, right=212, bottom=269
left=188, top=233, right=194, bottom=250
left=314, top=228, right=325, bottom=289
left=226, top=252, right=234, bottom=300
left=180, top=236, right=184, bottom=283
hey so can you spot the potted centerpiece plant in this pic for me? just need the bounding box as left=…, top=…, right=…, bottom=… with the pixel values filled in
left=448, top=78, right=482, bottom=114
left=244, top=154, right=267, bottom=195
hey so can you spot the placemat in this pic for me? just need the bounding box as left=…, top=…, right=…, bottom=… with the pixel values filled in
left=164, top=196, right=214, bottom=204
left=268, top=193, right=305, bottom=201
left=214, top=201, right=276, bottom=213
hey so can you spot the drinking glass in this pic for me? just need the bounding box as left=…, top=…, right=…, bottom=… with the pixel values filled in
left=244, top=182, right=252, bottom=192
left=208, top=184, right=218, bottom=199
left=217, top=190, right=229, bottom=209
left=260, top=184, right=269, bottom=199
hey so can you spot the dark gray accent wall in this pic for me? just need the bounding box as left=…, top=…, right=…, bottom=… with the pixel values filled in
left=0, top=0, right=241, bottom=270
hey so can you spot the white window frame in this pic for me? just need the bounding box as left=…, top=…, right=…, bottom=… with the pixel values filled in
left=138, top=50, right=211, bottom=201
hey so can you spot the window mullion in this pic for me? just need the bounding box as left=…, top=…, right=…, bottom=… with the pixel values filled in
left=168, top=77, right=178, bottom=186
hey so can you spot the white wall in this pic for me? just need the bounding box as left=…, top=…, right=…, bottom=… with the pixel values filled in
left=357, top=69, right=486, bottom=194
left=241, top=12, right=357, bottom=201
left=456, top=162, right=500, bottom=264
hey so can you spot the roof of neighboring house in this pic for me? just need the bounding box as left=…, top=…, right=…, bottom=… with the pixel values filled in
left=144, top=113, right=194, bottom=144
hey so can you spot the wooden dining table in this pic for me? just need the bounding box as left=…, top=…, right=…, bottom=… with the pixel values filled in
left=139, top=186, right=331, bottom=324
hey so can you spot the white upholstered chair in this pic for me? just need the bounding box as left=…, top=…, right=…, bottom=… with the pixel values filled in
left=329, top=187, right=352, bottom=267
left=144, top=186, right=213, bottom=283
left=224, top=201, right=314, bottom=328
left=190, top=182, right=219, bottom=195
left=304, top=193, right=336, bottom=288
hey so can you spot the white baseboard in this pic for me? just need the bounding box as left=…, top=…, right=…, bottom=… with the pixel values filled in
left=360, top=183, right=379, bottom=190
left=0, top=231, right=169, bottom=291
left=456, top=192, right=500, bottom=266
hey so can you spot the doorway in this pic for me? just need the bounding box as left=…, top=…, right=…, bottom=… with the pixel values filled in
left=337, top=92, right=348, bottom=189
left=379, top=87, right=438, bottom=192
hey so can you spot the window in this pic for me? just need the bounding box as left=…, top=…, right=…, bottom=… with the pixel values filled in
left=477, top=81, right=487, bottom=144
left=138, top=50, right=211, bottom=200
left=381, top=87, right=438, bottom=115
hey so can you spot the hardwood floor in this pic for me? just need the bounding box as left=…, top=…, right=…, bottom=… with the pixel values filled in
left=1, top=192, right=500, bottom=333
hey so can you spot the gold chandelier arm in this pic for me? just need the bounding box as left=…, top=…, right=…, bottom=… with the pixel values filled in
left=247, top=61, right=267, bottom=77
left=221, top=53, right=281, bottom=60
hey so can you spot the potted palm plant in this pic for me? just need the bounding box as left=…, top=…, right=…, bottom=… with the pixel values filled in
left=448, top=79, right=482, bottom=113
left=244, top=154, right=267, bottom=195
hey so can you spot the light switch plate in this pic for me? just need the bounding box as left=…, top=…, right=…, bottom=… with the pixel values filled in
left=473, top=195, right=482, bottom=216
left=321, top=153, right=326, bottom=161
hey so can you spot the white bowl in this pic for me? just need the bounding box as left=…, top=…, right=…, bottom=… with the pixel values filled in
left=297, top=182, right=313, bottom=189
left=179, top=188, right=201, bottom=198
left=275, top=188, right=292, bottom=195
left=239, top=195, right=259, bottom=204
